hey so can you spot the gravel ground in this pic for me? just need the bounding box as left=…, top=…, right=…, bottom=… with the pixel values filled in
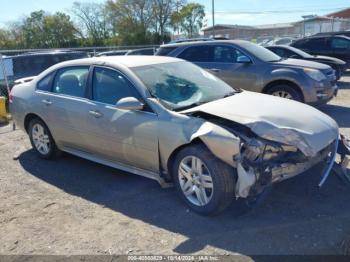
left=0, top=75, right=349, bottom=257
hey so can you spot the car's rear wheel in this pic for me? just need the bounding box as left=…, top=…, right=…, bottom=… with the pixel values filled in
left=267, top=84, right=302, bottom=102
left=172, top=144, right=235, bottom=216
left=28, top=118, right=60, bottom=159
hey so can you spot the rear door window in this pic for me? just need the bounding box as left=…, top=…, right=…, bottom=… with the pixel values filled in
left=178, top=46, right=212, bottom=62
left=304, top=38, right=328, bottom=51
left=331, top=38, right=350, bottom=49
left=53, top=67, right=89, bottom=98
left=213, top=45, right=246, bottom=63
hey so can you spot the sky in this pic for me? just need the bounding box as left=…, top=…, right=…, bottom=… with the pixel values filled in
left=0, top=0, right=349, bottom=27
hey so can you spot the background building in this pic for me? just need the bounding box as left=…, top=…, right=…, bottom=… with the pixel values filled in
left=203, top=8, right=350, bottom=42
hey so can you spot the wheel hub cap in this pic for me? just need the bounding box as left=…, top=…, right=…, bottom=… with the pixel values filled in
left=32, top=124, right=50, bottom=155
left=271, top=91, right=293, bottom=99
left=178, top=156, right=214, bottom=207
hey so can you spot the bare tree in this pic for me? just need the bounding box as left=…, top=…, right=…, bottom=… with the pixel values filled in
left=105, top=0, right=154, bottom=44
left=152, top=0, right=186, bottom=39
left=71, top=1, right=110, bottom=45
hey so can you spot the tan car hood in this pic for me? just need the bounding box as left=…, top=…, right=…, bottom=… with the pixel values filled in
left=183, top=91, right=338, bottom=157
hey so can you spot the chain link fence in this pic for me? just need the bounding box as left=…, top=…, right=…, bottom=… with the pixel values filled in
left=0, top=44, right=160, bottom=101
left=203, top=18, right=350, bottom=44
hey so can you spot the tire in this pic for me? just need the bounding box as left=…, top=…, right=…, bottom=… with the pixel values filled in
left=172, top=144, right=235, bottom=216
left=266, top=84, right=303, bottom=102
left=28, top=118, right=60, bottom=159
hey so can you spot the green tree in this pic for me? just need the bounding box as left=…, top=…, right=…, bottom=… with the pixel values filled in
left=152, top=0, right=186, bottom=42
left=105, top=0, right=155, bottom=45
left=176, top=3, right=205, bottom=38
left=21, top=10, right=78, bottom=48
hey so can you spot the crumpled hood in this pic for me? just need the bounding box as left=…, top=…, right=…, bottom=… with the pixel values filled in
left=183, top=91, right=339, bottom=157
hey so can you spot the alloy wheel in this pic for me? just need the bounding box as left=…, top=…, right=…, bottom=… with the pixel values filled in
left=178, top=156, right=214, bottom=206
left=271, top=90, right=293, bottom=99
left=31, top=123, right=51, bottom=155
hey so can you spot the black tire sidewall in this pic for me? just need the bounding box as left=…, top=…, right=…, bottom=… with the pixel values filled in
left=28, top=118, right=56, bottom=159
left=172, top=144, right=235, bottom=216
left=267, top=84, right=303, bottom=102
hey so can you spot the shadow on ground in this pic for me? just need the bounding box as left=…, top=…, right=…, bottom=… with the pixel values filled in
left=320, top=104, right=350, bottom=128
left=337, top=80, right=350, bottom=90
left=18, top=149, right=350, bottom=255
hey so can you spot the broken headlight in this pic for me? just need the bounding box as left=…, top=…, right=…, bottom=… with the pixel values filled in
left=241, top=138, right=284, bottom=163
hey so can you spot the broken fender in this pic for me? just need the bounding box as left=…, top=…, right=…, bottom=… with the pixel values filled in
left=190, top=122, right=240, bottom=166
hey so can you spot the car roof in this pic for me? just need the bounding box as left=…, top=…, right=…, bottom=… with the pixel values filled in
left=99, top=50, right=130, bottom=54
left=6, top=50, right=86, bottom=59
left=268, top=45, right=292, bottom=49
left=160, top=39, right=248, bottom=48
left=298, top=35, right=350, bottom=40
left=55, top=56, right=183, bottom=68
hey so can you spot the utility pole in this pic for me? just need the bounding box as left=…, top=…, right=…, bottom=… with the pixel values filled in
left=212, top=0, right=215, bottom=37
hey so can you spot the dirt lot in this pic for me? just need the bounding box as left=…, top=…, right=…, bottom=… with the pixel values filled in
left=0, top=76, right=350, bottom=257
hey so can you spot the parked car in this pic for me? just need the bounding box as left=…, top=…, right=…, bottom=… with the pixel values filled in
left=262, top=37, right=297, bottom=47
left=156, top=40, right=338, bottom=105
left=273, top=37, right=297, bottom=46
left=10, top=56, right=349, bottom=215
left=95, top=50, right=131, bottom=57
left=0, top=50, right=88, bottom=97
left=126, top=48, right=156, bottom=56
left=96, top=48, right=156, bottom=57
left=266, top=45, right=346, bottom=80
left=315, top=31, right=350, bottom=38
left=291, top=35, right=350, bottom=68
left=169, top=36, right=229, bottom=44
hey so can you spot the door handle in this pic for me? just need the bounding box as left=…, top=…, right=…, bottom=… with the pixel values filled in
left=41, top=99, right=52, bottom=105
left=89, top=110, right=103, bottom=118
left=210, top=68, right=221, bottom=73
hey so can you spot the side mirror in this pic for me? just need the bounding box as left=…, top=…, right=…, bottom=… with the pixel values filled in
left=237, top=55, right=251, bottom=63
left=115, top=97, right=144, bottom=111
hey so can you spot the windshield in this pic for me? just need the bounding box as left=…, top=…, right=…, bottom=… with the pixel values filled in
left=132, top=61, right=238, bottom=111
left=240, top=41, right=282, bottom=62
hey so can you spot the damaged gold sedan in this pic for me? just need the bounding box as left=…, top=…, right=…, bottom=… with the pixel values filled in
left=10, top=56, right=350, bottom=215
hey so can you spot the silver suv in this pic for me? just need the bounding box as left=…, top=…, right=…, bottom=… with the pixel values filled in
left=156, top=40, right=338, bottom=105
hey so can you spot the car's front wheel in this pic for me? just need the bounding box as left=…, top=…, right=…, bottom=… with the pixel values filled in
left=267, top=84, right=303, bottom=102
left=28, top=118, right=60, bottom=159
left=173, top=144, right=235, bottom=216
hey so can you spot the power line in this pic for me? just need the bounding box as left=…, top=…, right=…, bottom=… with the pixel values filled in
left=214, top=6, right=349, bottom=15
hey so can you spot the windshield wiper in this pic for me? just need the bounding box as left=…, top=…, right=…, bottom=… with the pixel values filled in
left=175, top=91, right=239, bottom=111
left=270, top=57, right=286, bottom=62
left=222, top=91, right=238, bottom=98
left=175, top=101, right=211, bottom=111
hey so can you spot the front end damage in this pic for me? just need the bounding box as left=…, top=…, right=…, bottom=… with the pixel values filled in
left=190, top=112, right=349, bottom=201
left=236, top=135, right=337, bottom=199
